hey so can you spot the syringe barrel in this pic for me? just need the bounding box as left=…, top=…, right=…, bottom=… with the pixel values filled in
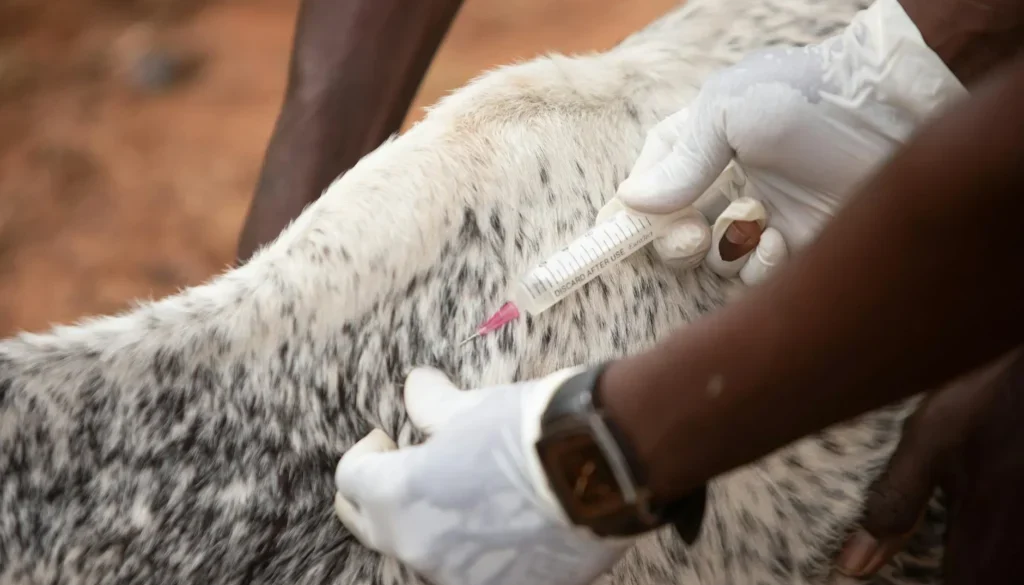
left=511, top=210, right=666, bottom=315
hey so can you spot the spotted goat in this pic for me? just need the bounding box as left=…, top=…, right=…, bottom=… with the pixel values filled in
left=0, top=0, right=946, bottom=583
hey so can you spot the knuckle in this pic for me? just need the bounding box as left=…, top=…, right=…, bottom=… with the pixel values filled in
left=860, top=469, right=931, bottom=537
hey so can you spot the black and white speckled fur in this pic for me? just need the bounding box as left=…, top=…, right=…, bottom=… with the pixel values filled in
left=0, top=1, right=947, bottom=584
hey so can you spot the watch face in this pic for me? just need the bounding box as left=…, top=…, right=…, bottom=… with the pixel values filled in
left=537, top=430, right=626, bottom=523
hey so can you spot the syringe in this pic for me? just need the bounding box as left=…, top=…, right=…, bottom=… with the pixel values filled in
left=458, top=164, right=747, bottom=347
left=458, top=209, right=676, bottom=346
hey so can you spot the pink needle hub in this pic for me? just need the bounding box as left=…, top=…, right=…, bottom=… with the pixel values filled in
left=458, top=301, right=521, bottom=346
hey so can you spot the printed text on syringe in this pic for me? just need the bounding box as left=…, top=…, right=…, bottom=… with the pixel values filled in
left=547, top=230, right=655, bottom=297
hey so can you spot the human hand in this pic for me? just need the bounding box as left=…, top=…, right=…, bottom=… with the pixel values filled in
left=595, top=162, right=759, bottom=274
left=835, top=349, right=1020, bottom=578
left=333, top=367, right=632, bottom=585
left=602, top=0, right=966, bottom=283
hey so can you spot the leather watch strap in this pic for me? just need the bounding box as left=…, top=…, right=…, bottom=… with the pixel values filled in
left=589, top=364, right=708, bottom=544
left=543, top=363, right=709, bottom=542
left=663, top=484, right=708, bottom=545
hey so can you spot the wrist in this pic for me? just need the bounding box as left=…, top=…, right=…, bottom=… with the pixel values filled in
left=597, top=357, right=697, bottom=503
left=535, top=363, right=709, bottom=542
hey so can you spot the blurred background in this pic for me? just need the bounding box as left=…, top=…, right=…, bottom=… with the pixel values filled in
left=0, top=0, right=678, bottom=336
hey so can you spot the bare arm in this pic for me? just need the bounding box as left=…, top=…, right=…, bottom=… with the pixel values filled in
left=236, top=0, right=464, bottom=263
left=600, top=53, right=1024, bottom=501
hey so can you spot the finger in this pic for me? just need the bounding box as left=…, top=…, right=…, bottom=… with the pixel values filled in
left=837, top=507, right=927, bottom=579
left=334, top=492, right=373, bottom=545
left=334, top=429, right=400, bottom=547
left=836, top=351, right=1019, bottom=578
left=335, top=429, right=399, bottom=498
left=627, top=107, right=692, bottom=179
left=617, top=95, right=733, bottom=214
left=651, top=213, right=712, bottom=269
left=838, top=391, right=942, bottom=577
left=835, top=449, right=933, bottom=578
left=738, top=227, right=788, bottom=286
left=705, top=198, right=767, bottom=279
left=718, top=220, right=763, bottom=263
left=836, top=390, right=949, bottom=578
left=594, top=197, right=627, bottom=226
left=404, top=367, right=497, bottom=435
left=592, top=121, right=679, bottom=242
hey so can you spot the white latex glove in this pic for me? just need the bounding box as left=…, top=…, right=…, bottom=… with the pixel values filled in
left=603, top=0, right=967, bottom=284
left=333, top=367, right=633, bottom=585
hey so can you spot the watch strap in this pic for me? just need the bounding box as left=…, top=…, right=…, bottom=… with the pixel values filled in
left=588, top=365, right=708, bottom=545
left=663, top=484, right=708, bottom=545
left=541, top=363, right=708, bottom=543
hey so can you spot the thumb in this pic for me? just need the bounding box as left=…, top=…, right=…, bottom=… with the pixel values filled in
left=404, top=367, right=500, bottom=435
left=333, top=428, right=401, bottom=547
left=617, top=95, right=733, bottom=214
left=836, top=350, right=1021, bottom=578
left=835, top=440, right=933, bottom=578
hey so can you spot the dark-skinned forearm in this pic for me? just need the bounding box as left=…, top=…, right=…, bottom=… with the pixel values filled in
left=599, top=55, right=1024, bottom=502
left=237, top=0, right=464, bottom=263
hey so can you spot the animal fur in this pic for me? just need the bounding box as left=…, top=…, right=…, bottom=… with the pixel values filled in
left=0, top=0, right=947, bottom=583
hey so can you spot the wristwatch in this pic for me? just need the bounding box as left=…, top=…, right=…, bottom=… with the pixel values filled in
left=534, top=363, right=708, bottom=543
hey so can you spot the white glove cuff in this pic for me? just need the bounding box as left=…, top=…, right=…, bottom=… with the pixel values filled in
left=843, top=0, right=967, bottom=120
left=520, top=366, right=590, bottom=527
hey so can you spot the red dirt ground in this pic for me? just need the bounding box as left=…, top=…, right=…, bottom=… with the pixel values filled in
left=0, top=0, right=678, bottom=336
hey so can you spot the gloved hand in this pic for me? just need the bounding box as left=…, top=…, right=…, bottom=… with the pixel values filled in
left=333, top=367, right=633, bottom=585
left=601, top=0, right=966, bottom=285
